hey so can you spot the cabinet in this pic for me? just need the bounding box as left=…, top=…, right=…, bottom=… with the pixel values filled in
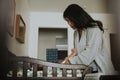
left=38, top=28, right=68, bottom=60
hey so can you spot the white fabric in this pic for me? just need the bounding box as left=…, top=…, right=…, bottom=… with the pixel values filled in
left=69, top=26, right=116, bottom=75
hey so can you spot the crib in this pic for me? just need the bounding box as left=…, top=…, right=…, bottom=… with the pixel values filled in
left=6, top=56, right=92, bottom=80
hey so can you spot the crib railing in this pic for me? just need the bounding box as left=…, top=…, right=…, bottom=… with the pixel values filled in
left=6, top=56, right=92, bottom=80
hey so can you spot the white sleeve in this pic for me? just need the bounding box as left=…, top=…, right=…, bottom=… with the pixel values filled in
left=69, top=28, right=103, bottom=65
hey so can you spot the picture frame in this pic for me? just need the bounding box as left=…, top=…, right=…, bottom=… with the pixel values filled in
left=15, top=14, right=26, bottom=43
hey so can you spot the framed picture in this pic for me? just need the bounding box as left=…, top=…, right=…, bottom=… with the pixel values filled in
left=15, top=15, right=26, bottom=43
left=7, top=0, right=16, bottom=37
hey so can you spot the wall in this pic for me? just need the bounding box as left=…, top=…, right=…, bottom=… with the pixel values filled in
left=29, top=0, right=107, bottom=13
left=7, top=0, right=30, bottom=56
left=107, top=0, right=120, bottom=71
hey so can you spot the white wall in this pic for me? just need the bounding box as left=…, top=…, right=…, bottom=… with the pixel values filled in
left=7, top=0, right=30, bottom=56
left=29, top=12, right=115, bottom=58
left=29, top=0, right=107, bottom=13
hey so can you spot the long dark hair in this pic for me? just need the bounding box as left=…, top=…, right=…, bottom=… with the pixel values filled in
left=63, top=4, right=104, bottom=32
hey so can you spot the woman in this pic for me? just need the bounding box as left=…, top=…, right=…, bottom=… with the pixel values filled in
left=63, top=4, right=116, bottom=75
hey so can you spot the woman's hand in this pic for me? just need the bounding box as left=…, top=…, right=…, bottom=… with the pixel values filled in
left=62, top=57, right=71, bottom=64
left=62, top=48, right=77, bottom=64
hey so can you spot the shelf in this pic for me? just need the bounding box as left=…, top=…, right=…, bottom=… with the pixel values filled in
left=56, top=45, right=68, bottom=50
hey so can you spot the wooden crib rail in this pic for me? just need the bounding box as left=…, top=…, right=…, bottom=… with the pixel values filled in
left=6, top=56, right=92, bottom=80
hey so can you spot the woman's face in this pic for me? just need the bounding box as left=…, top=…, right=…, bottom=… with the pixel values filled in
left=65, top=18, right=76, bottom=29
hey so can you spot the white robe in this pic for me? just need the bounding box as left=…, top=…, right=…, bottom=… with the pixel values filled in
left=69, top=26, right=116, bottom=75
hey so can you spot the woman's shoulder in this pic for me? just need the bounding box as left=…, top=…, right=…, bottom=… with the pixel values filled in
left=85, top=26, right=103, bottom=36
left=86, top=26, right=101, bottom=32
